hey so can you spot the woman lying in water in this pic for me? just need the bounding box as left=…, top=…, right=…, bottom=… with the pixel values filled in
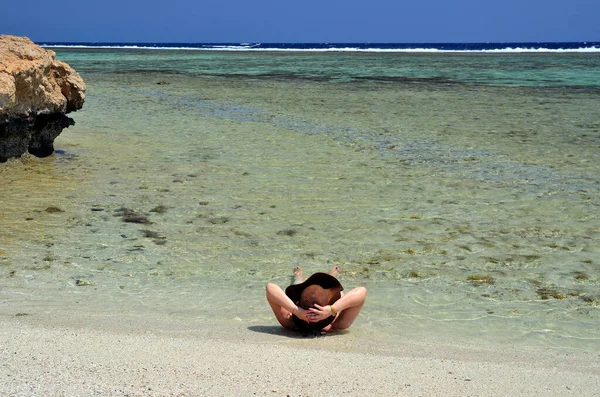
left=266, top=266, right=367, bottom=333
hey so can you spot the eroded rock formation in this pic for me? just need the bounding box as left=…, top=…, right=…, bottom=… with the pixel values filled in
left=0, top=35, right=85, bottom=162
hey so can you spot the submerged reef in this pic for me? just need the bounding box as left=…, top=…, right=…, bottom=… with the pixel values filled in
left=0, top=35, right=85, bottom=162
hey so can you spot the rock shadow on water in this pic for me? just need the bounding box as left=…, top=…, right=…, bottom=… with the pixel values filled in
left=150, top=205, right=168, bottom=214
left=75, top=279, right=95, bottom=287
left=139, top=229, right=167, bottom=245
left=467, top=274, right=496, bottom=285
left=277, top=228, right=298, bottom=237
left=114, top=207, right=153, bottom=224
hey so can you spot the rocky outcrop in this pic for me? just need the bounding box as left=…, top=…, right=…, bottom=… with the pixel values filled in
left=0, top=35, right=85, bottom=162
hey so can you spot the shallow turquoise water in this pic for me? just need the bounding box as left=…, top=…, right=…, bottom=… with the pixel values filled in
left=1, top=49, right=599, bottom=352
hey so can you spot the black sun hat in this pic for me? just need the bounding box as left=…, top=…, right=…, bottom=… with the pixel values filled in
left=285, top=272, right=343, bottom=332
left=285, top=272, right=343, bottom=307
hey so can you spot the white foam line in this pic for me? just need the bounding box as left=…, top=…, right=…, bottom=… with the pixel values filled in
left=41, top=44, right=600, bottom=53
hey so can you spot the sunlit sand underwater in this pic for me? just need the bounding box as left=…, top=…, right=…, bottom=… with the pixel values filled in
left=1, top=49, right=599, bottom=354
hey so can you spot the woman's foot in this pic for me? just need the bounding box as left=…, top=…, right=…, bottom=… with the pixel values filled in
left=329, top=266, right=341, bottom=277
left=293, top=266, right=304, bottom=284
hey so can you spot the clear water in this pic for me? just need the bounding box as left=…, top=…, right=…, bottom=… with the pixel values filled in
left=1, top=48, right=599, bottom=353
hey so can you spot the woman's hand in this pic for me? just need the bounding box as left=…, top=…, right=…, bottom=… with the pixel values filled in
left=292, top=306, right=310, bottom=322
left=307, top=304, right=336, bottom=322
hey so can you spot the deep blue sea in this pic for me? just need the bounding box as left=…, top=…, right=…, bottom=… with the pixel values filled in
left=41, top=41, right=600, bottom=52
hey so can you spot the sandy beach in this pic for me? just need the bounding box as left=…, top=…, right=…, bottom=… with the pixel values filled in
left=2, top=312, right=599, bottom=396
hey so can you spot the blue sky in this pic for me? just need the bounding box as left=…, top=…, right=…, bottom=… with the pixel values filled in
left=3, top=0, right=599, bottom=43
